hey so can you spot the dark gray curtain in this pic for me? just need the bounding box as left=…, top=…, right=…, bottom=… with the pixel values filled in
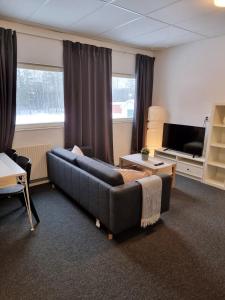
left=63, top=41, right=113, bottom=164
left=131, top=54, right=155, bottom=153
left=0, top=28, right=17, bottom=152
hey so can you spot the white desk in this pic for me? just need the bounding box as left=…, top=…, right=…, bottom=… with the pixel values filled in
left=0, top=153, right=34, bottom=231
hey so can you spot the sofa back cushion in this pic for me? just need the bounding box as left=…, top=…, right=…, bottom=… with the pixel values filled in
left=51, top=148, right=77, bottom=164
left=76, top=156, right=124, bottom=186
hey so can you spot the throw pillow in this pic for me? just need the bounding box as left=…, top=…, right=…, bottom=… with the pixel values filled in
left=71, top=145, right=84, bottom=156
left=116, top=168, right=152, bottom=183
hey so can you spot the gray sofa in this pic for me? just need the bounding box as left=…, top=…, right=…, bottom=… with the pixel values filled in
left=47, top=148, right=172, bottom=237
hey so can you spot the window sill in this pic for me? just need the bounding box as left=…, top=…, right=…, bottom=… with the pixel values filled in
left=15, top=119, right=133, bottom=131
left=113, top=118, right=133, bottom=124
left=15, top=122, right=64, bottom=132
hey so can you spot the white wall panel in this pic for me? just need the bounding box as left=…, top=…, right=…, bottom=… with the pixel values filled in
left=17, top=33, right=137, bottom=74
left=153, top=34, right=225, bottom=127
left=112, top=50, right=135, bottom=75
left=17, top=33, right=63, bottom=67
left=13, top=121, right=132, bottom=166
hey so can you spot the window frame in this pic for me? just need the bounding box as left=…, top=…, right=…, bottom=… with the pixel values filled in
left=112, top=73, right=135, bottom=122
left=16, top=63, right=64, bottom=129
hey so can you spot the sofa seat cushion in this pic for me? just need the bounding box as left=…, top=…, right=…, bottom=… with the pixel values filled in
left=51, top=148, right=77, bottom=164
left=76, top=156, right=124, bottom=186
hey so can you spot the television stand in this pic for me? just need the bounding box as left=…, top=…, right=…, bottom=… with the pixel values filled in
left=154, top=148, right=205, bottom=182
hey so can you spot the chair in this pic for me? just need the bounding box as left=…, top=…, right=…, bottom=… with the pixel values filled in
left=0, top=155, right=40, bottom=224
left=5, top=148, right=18, bottom=161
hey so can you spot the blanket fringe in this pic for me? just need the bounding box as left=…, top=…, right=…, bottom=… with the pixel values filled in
left=141, top=213, right=160, bottom=228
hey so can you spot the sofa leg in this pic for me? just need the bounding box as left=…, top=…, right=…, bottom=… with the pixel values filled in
left=96, top=218, right=100, bottom=228
left=107, top=233, right=113, bottom=240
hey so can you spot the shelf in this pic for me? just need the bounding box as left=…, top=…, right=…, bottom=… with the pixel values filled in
left=178, top=157, right=204, bottom=167
left=213, top=105, right=225, bottom=125
left=207, top=161, right=225, bottom=169
left=154, top=153, right=176, bottom=162
left=202, top=105, right=225, bottom=190
left=205, top=178, right=225, bottom=189
left=213, top=124, right=225, bottom=128
left=205, top=164, right=225, bottom=190
left=155, top=148, right=205, bottom=163
left=210, top=143, right=225, bottom=149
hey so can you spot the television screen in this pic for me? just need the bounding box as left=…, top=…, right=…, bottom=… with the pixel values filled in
left=162, top=123, right=206, bottom=156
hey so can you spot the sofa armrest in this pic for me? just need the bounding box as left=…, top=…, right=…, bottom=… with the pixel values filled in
left=158, top=174, right=172, bottom=213
left=109, top=182, right=142, bottom=234
left=109, top=174, right=172, bottom=234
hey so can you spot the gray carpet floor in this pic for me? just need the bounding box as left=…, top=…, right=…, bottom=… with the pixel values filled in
left=0, top=175, right=225, bottom=300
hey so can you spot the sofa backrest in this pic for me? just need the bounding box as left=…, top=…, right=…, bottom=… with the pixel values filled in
left=51, top=148, right=77, bottom=164
left=76, top=156, right=124, bottom=187
left=67, top=146, right=94, bottom=157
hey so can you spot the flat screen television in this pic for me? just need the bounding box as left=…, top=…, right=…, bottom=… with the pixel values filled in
left=162, top=123, right=206, bottom=157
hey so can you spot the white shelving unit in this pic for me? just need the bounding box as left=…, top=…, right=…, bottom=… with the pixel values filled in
left=204, top=104, right=225, bottom=190
left=155, top=148, right=205, bottom=182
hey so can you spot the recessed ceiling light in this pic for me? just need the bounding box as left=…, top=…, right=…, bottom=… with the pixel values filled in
left=214, top=0, right=225, bottom=7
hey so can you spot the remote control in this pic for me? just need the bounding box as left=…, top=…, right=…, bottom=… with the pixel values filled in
left=154, top=162, right=164, bottom=166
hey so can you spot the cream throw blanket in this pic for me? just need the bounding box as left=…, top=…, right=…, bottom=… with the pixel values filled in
left=136, top=175, right=162, bottom=228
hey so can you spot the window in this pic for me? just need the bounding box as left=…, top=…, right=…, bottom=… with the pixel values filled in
left=16, top=66, right=64, bottom=125
left=16, top=68, right=134, bottom=124
left=112, top=76, right=135, bottom=119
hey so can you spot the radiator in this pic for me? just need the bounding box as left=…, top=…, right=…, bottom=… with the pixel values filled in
left=15, top=144, right=53, bottom=181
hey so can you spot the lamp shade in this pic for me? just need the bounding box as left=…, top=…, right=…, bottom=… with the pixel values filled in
left=214, top=0, right=225, bottom=7
left=148, top=106, right=167, bottom=122
left=146, top=106, right=167, bottom=155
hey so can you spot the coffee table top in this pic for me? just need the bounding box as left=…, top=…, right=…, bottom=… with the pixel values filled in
left=120, top=153, right=176, bottom=170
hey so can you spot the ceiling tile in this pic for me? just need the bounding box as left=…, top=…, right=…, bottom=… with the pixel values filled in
left=70, top=4, right=140, bottom=35
left=29, top=0, right=105, bottom=27
left=149, top=0, right=217, bottom=25
left=112, top=0, right=180, bottom=15
left=127, top=26, right=203, bottom=48
left=0, top=0, right=223, bottom=49
left=178, top=10, right=225, bottom=37
left=0, top=0, right=46, bottom=20
left=101, top=17, right=167, bottom=41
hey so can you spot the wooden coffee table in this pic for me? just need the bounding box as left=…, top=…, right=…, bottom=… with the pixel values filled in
left=119, top=153, right=176, bottom=187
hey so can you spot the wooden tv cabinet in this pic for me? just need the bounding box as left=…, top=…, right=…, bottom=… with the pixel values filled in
left=154, top=148, right=205, bottom=182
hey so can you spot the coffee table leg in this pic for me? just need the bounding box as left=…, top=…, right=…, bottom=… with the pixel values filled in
left=119, top=157, right=123, bottom=168
left=172, top=165, right=176, bottom=187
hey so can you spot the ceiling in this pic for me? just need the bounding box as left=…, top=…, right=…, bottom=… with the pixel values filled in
left=1, top=0, right=225, bottom=49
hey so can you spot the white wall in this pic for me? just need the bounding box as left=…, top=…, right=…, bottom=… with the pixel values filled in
left=153, top=35, right=225, bottom=127
left=13, top=121, right=132, bottom=165
left=0, top=19, right=153, bottom=165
